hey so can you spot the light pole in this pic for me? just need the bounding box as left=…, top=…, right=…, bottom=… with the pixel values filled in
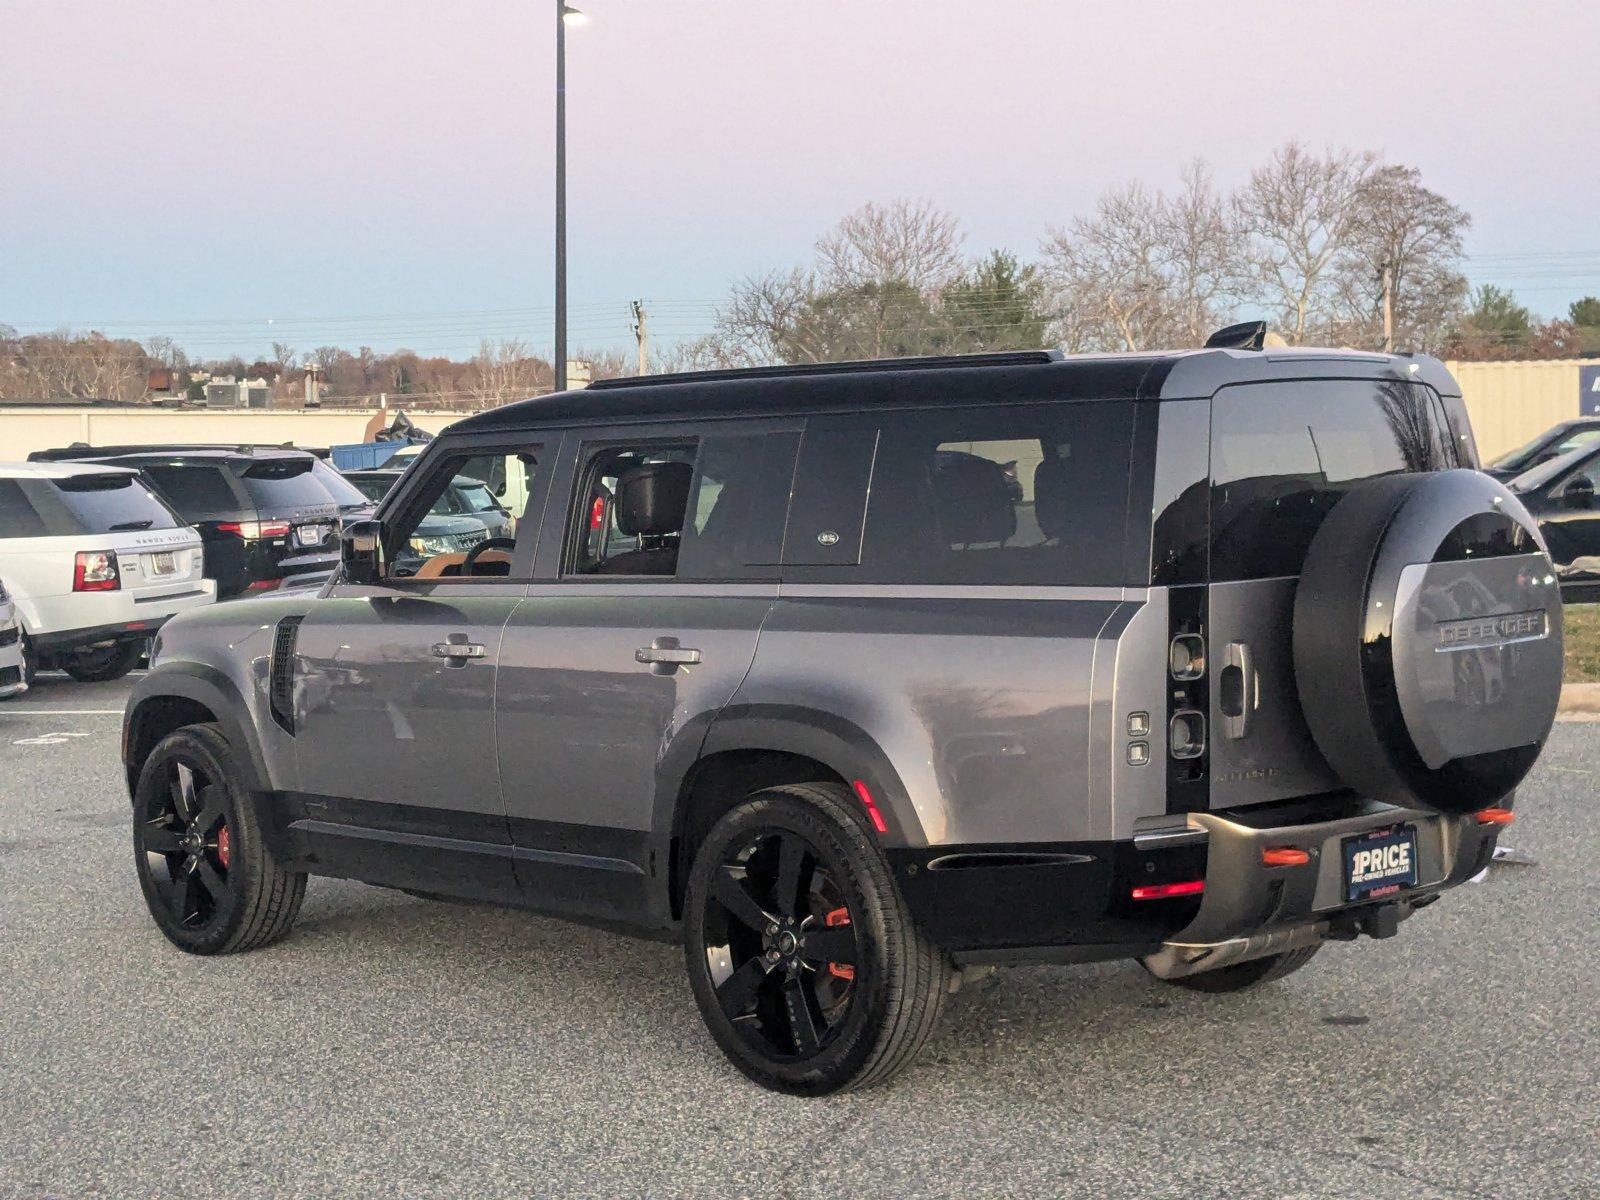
left=555, top=3, right=587, bottom=393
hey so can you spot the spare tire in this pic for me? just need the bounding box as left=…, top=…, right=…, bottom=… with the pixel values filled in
left=1293, top=469, right=1563, bottom=814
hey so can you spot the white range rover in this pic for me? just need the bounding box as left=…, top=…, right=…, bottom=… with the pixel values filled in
left=0, top=462, right=216, bottom=687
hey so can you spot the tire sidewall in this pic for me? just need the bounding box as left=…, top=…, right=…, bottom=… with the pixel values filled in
left=133, top=725, right=259, bottom=955
left=683, top=791, right=896, bottom=1095
left=64, top=640, right=141, bottom=683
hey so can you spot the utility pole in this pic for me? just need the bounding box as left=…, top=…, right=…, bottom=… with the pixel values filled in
left=553, top=0, right=568, bottom=393
left=1381, top=260, right=1395, bottom=353
left=631, top=300, right=648, bottom=376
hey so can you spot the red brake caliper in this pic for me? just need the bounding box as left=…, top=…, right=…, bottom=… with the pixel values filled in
left=216, top=824, right=231, bottom=870
left=824, top=906, right=854, bottom=981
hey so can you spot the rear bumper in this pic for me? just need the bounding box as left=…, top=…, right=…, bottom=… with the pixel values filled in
left=888, top=794, right=1502, bottom=968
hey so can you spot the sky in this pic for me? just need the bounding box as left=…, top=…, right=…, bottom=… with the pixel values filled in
left=3, top=0, right=1598, bottom=363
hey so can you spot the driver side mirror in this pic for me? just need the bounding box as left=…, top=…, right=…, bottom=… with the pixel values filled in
left=341, top=519, right=385, bottom=585
left=1562, top=477, right=1596, bottom=510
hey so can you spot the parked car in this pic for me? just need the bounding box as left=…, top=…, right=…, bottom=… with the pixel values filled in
left=1509, top=440, right=1600, bottom=602
left=0, top=577, right=26, bottom=699
left=0, top=462, right=215, bottom=683
left=123, top=343, right=1562, bottom=1095
left=29, top=446, right=342, bottom=597
left=344, top=467, right=515, bottom=541
left=1484, top=417, right=1600, bottom=480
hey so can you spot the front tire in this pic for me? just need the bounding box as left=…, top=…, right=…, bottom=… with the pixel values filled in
left=133, top=723, right=306, bottom=955
left=62, top=640, right=143, bottom=683
left=683, top=783, right=951, bottom=1095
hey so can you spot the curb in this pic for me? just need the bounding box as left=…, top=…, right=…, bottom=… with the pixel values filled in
left=1557, top=681, right=1600, bottom=715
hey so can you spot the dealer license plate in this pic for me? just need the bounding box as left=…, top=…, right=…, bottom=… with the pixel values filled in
left=296, top=523, right=330, bottom=548
left=1342, top=825, right=1418, bottom=902
left=150, top=551, right=176, bottom=575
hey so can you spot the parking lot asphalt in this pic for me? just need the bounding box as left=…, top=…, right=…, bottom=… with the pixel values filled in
left=1, top=674, right=1596, bottom=1200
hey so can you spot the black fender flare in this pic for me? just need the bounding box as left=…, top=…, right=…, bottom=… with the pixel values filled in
left=652, top=703, right=929, bottom=854
left=124, top=664, right=273, bottom=799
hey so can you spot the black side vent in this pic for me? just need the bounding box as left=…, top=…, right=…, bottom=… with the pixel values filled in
left=269, top=616, right=304, bottom=735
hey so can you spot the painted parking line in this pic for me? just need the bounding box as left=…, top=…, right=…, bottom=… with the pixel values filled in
left=0, top=709, right=124, bottom=716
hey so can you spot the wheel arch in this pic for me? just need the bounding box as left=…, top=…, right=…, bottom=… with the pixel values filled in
left=656, top=705, right=931, bottom=922
left=123, top=666, right=270, bottom=801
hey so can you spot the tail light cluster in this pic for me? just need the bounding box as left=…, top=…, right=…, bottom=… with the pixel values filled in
left=1169, top=633, right=1207, bottom=762
left=218, top=520, right=291, bottom=540
left=73, top=550, right=120, bottom=592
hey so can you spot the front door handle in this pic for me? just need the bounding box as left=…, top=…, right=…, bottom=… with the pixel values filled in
left=1219, top=640, right=1258, bottom=739
left=432, top=635, right=487, bottom=667
left=635, top=636, right=701, bottom=675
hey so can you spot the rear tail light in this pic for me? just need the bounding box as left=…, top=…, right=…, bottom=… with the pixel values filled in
left=73, top=550, right=120, bottom=592
left=217, top=520, right=291, bottom=540
left=1132, top=879, right=1205, bottom=901
left=1476, top=807, right=1514, bottom=826
left=589, top=496, right=607, bottom=530
left=1262, top=847, right=1311, bottom=867
left=1170, top=634, right=1205, bottom=680
left=245, top=579, right=283, bottom=592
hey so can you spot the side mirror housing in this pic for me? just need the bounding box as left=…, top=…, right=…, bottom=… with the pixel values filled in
left=341, top=519, right=384, bottom=585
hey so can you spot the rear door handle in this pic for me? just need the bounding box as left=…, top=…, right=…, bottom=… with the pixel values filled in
left=635, top=636, right=701, bottom=674
left=432, top=636, right=487, bottom=666
left=1219, top=640, right=1258, bottom=739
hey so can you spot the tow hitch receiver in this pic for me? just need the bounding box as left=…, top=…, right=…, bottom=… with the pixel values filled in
left=1327, top=903, right=1401, bottom=942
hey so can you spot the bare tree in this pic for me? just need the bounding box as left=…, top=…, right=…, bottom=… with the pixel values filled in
left=1335, top=164, right=1470, bottom=352
left=310, top=345, right=344, bottom=375
left=1042, top=182, right=1174, bottom=351
left=816, top=199, right=965, bottom=292
left=469, top=338, right=545, bottom=407
left=145, top=335, right=187, bottom=372
left=1234, top=142, right=1378, bottom=343
left=1158, top=161, right=1246, bottom=345
left=271, top=341, right=297, bottom=376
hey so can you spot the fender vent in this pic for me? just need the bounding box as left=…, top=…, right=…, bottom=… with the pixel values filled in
left=269, top=616, right=303, bottom=734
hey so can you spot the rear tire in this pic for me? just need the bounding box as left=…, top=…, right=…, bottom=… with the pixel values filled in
left=683, top=783, right=951, bottom=1095
left=62, top=640, right=143, bottom=683
left=133, top=723, right=306, bottom=955
left=1158, top=944, right=1321, bottom=993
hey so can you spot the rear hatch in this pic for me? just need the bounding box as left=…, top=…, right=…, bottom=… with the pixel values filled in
left=1202, top=378, right=1463, bottom=810
left=239, top=458, right=341, bottom=579
left=47, top=472, right=205, bottom=597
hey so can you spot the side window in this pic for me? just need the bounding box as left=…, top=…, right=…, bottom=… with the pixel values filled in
left=385, top=447, right=539, bottom=581
left=140, top=464, right=239, bottom=518
left=568, top=443, right=697, bottom=577
left=849, top=402, right=1136, bottom=586
left=1210, top=380, right=1456, bottom=582
left=0, top=480, right=49, bottom=537
left=676, top=430, right=798, bottom=579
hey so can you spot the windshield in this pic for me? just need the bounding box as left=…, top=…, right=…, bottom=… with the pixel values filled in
left=453, top=480, right=502, bottom=514
left=1490, top=425, right=1600, bottom=471
left=350, top=476, right=396, bottom=504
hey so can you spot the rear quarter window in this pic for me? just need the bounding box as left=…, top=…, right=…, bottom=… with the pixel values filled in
left=1209, top=380, right=1455, bottom=581
left=798, top=401, right=1136, bottom=586
left=0, top=474, right=183, bottom=537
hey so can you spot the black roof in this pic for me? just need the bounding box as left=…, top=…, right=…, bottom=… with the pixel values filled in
left=448, top=347, right=1459, bottom=435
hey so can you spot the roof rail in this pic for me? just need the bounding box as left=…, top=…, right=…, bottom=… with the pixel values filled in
left=586, top=350, right=1065, bottom=392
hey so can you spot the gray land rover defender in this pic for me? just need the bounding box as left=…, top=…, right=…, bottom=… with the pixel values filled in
left=122, top=339, right=1564, bottom=1094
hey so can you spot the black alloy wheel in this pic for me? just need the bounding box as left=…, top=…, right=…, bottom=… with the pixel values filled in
left=702, top=827, right=862, bottom=1061
left=133, top=724, right=305, bottom=955
left=62, top=640, right=143, bottom=683
left=684, top=784, right=951, bottom=1095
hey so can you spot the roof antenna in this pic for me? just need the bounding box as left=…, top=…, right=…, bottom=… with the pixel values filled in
left=1204, top=320, right=1268, bottom=350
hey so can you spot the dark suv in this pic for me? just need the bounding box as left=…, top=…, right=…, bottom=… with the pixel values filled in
left=31, top=446, right=345, bottom=597
left=121, top=345, right=1564, bottom=1094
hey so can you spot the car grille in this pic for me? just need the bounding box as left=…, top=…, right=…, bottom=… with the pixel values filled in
left=0, top=626, right=18, bottom=648
left=0, top=666, right=18, bottom=687
left=451, top=531, right=489, bottom=551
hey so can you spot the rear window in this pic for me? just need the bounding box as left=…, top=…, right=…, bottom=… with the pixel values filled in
left=1210, top=380, right=1456, bottom=581
left=350, top=476, right=395, bottom=504
left=241, top=458, right=332, bottom=511
left=311, top=460, right=370, bottom=510
left=824, top=402, right=1136, bottom=586
left=0, top=474, right=182, bottom=537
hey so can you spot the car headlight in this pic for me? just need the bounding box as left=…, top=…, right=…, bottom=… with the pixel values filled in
left=409, top=535, right=453, bottom=555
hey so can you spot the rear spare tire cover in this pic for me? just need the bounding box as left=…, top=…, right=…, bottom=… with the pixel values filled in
left=1292, top=469, right=1563, bottom=814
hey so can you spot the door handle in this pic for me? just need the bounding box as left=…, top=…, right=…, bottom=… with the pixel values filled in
left=1219, top=640, right=1258, bottom=739
left=432, top=636, right=487, bottom=666
left=635, top=636, right=701, bottom=675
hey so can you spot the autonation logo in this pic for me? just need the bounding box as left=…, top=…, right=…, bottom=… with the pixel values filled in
left=1435, top=609, right=1548, bottom=652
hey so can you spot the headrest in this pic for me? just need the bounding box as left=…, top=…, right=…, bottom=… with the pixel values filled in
left=614, top=460, right=693, bottom=537
left=1034, top=457, right=1070, bottom=541
left=933, top=452, right=1016, bottom=546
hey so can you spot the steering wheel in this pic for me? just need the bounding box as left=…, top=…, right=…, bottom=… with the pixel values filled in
left=462, top=537, right=516, bottom=575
